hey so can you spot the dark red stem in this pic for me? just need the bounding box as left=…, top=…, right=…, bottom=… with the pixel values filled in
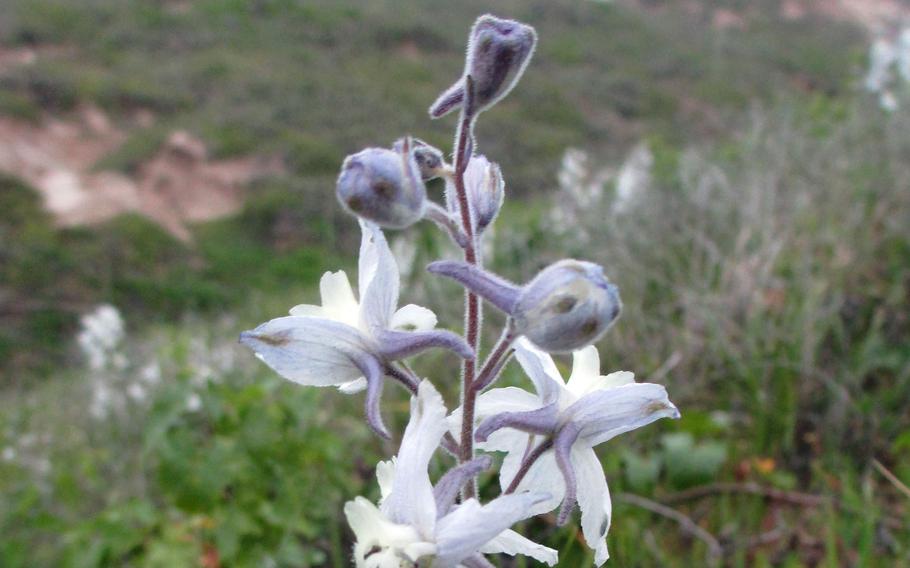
left=504, top=438, right=554, bottom=495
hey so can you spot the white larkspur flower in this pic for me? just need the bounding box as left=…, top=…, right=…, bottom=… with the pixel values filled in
left=452, top=338, right=679, bottom=566
left=345, top=380, right=558, bottom=568
left=240, top=221, right=473, bottom=438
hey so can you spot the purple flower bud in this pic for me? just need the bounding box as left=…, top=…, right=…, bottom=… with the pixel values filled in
left=430, top=15, right=537, bottom=118
left=427, top=259, right=622, bottom=353
left=514, top=260, right=621, bottom=353
left=395, top=137, right=447, bottom=181
left=336, top=139, right=426, bottom=229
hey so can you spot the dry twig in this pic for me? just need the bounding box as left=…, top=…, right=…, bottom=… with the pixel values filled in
left=617, top=492, right=723, bottom=566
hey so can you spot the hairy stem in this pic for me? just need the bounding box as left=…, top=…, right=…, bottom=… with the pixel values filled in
left=454, top=75, right=481, bottom=499
left=504, top=438, right=553, bottom=495
left=471, top=324, right=517, bottom=394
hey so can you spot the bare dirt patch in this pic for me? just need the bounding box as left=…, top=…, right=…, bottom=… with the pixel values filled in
left=0, top=105, right=282, bottom=241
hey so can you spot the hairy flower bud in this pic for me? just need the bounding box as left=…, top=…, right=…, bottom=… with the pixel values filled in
left=514, top=260, right=621, bottom=352
left=466, top=156, right=504, bottom=232
left=427, top=259, right=621, bottom=353
left=430, top=15, right=537, bottom=118
left=395, top=137, right=447, bottom=181
left=337, top=139, right=426, bottom=228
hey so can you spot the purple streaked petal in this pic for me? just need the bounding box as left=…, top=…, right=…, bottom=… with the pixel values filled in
left=554, top=422, right=582, bottom=526
left=475, top=402, right=559, bottom=443
left=434, top=455, right=493, bottom=517
left=375, top=328, right=473, bottom=361
left=426, top=261, right=520, bottom=315
left=239, top=316, right=366, bottom=387
left=564, top=383, right=680, bottom=448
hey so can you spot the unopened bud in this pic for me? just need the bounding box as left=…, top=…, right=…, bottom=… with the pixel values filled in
left=336, top=139, right=426, bottom=229
left=514, top=260, right=621, bottom=352
left=430, top=15, right=537, bottom=118
left=465, top=155, right=504, bottom=232
left=394, top=137, right=447, bottom=181
left=427, top=258, right=621, bottom=353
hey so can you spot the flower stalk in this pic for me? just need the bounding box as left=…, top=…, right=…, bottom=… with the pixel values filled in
left=240, top=14, right=678, bottom=567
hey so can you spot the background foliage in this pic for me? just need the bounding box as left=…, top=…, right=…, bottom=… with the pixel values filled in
left=1, top=0, right=908, bottom=566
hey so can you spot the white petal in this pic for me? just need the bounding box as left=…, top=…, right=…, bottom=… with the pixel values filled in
left=338, top=377, right=367, bottom=394
left=566, top=346, right=601, bottom=395
left=479, top=529, right=558, bottom=566
left=319, top=270, right=361, bottom=327
left=513, top=338, right=564, bottom=405
left=573, top=447, right=612, bottom=566
left=288, top=303, right=324, bottom=317
left=358, top=220, right=399, bottom=331
left=376, top=459, right=395, bottom=502
left=500, top=450, right=564, bottom=516
left=435, top=493, right=549, bottom=567
left=240, top=317, right=366, bottom=387
left=383, top=380, right=445, bottom=537
left=344, top=497, right=432, bottom=568
left=390, top=304, right=437, bottom=331
left=565, top=383, right=680, bottom=448
left=601, top=370, right=635, bottom=388
left=567, top=347, right=636, bottom=396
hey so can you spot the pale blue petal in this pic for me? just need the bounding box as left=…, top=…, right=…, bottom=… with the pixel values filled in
left=565, top=383, right=680, bottom=448
left=240, top=316, right=366, bottom=386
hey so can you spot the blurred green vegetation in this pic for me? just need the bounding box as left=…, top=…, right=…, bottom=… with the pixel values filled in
left=1, top=0, right=908, bottom=566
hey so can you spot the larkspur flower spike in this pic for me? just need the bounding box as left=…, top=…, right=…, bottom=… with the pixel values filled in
left=337, top=137, right=427, bottom=229
left=428, top=259, right=622, bottom=352
left=430, top=14, right=538, bottom=118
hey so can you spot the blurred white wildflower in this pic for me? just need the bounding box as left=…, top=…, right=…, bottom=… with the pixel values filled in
left=77, top=304, right=126, bottom=371
left=550, top=145, right=652, bottom=242
left=140, top=361, right=162, bottom=386
left=864, top=26, right=910, bottom=111
left=614, top=143, right=653, bottom=214
left=2, top=447, right=16, bottom=462
left=186, top=393, right=202, bottom=412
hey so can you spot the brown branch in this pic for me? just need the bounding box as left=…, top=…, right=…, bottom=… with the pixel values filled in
left=873, top=459, right=910, bottom=501
left=617, top=492, right=722, bottom=566
left=660, top=482, right=829, bottom=508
